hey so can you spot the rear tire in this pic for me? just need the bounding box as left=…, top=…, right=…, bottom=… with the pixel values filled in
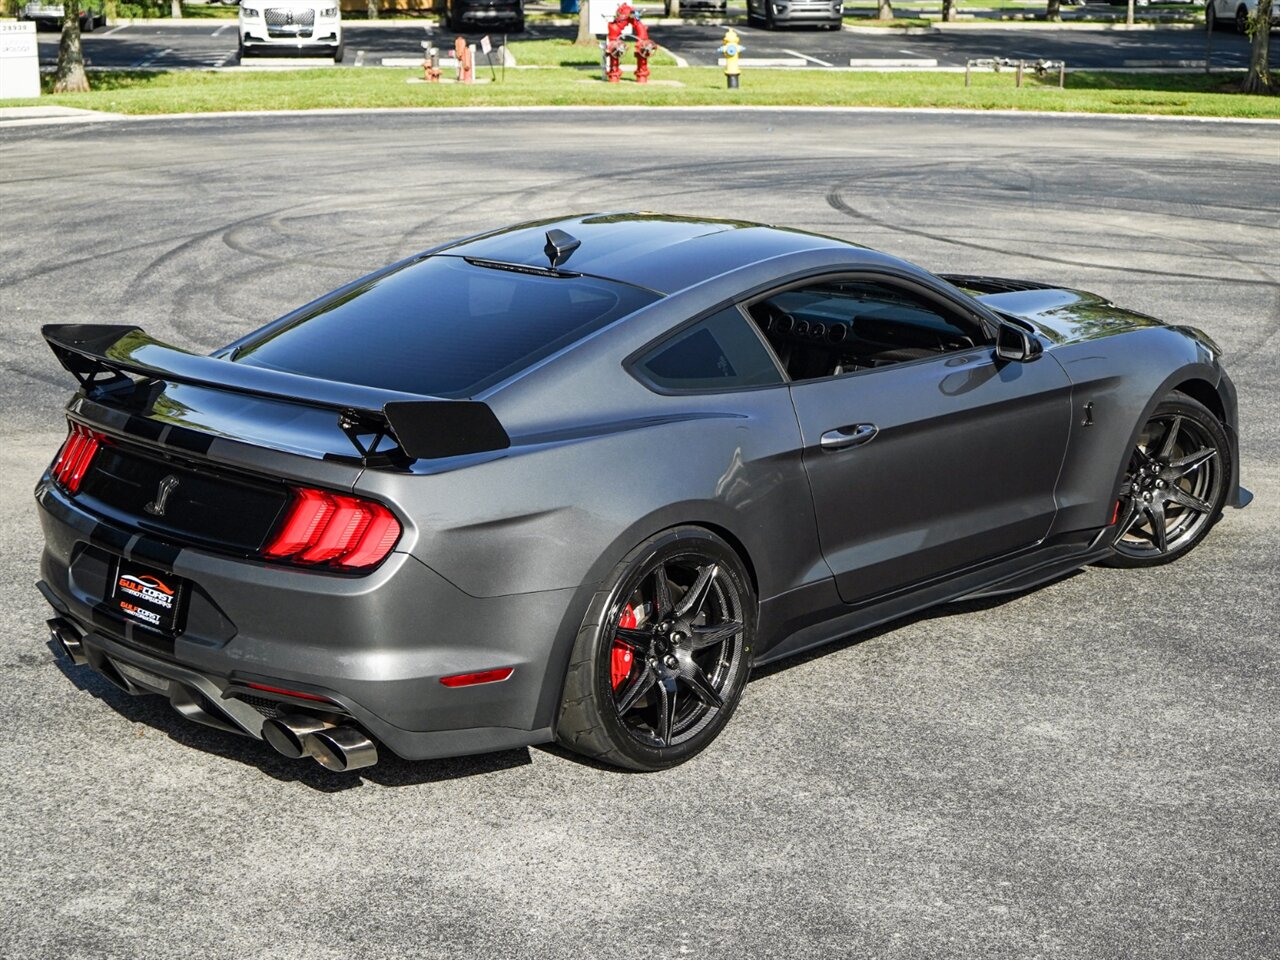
left=556, top=526, right=755, bottom=771
left=1206, top=3, right=1218, bottom=30
left=1100, top=393, right=1230, bottom=569
left=1235, top=4, right=1249, bottom=32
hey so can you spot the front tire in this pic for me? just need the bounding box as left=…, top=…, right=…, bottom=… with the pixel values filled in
left=1101, top=393, right=1230, bottom=569
left=1206, top=3, right=1218, bottom=30
left=556, top=527, right=755, bottom=771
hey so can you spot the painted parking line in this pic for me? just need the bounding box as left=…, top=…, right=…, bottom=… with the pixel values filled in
left=212, top=23, right=234, bottom=37
left=132, top=47, right=174, bottom=68
left=102, top=24, right=127, bottom=36
left=783, top=48, right=833, bottom=67
left=213, top=49, right=236, bottom=67
left=718, top=57, right=808, bottom=67
left=354, top=49, right=365, bottom=66
left=848, top=57, right=939, bottom=67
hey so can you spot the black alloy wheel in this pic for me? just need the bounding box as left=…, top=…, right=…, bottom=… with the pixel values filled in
left=1103, top=394, right=1229, bottom=568
left=557, top=527, right=754, bottom=770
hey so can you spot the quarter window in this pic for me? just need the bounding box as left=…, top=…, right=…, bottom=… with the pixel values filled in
left=637, top=307, right=784, bottom=392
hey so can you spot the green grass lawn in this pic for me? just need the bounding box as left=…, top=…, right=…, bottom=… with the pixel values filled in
left=12, top=67, right=1278, bottom=117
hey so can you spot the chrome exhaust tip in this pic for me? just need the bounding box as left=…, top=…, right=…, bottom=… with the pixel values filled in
left=48, top=618, right=87, bottom=666
left=305, top=726, right=378, bottom=772
left=262, top=714, right=334, bottom=759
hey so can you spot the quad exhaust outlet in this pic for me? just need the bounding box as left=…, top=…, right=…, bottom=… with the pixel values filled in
left=262, top=714, right=378, bottom=771
left=48, top=617, right=87, bottom=666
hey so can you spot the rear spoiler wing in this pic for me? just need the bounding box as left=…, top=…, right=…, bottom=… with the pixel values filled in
left=42, top=324, right=510, bottom=464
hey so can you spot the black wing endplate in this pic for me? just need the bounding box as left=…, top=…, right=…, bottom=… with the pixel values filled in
left=42, top=323, right=511, bottom=464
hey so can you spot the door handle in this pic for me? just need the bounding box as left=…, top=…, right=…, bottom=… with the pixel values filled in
left=820, top=423, right=879, bottom=451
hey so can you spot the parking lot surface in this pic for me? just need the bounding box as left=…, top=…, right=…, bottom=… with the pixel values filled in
left=34, top=18, right=1258, bottom=69
left=0, top=110, right=1276, bottom=959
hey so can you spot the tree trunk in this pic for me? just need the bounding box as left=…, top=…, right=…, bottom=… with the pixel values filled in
left=171, top=0, right=182, bottom=18
left=1045, top=0, right=1061, bottom=21
left=575, top=3, right=593, bottom=44
left=53, top=0, right=90, bottom=93
left=367, top=0, right=378, bottom=19
left=1126, top=0, right=1135, bottom=26
left=941, top=0, right=957, bottom=21
left=668, top=0, right=680, bottom=16
left=1242, top=0, right=1273, bottom=93
left=877, top=0, right=892, bottom=20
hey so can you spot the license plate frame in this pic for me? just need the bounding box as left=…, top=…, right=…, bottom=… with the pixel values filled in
left=108, top=559, right=188, bottom=634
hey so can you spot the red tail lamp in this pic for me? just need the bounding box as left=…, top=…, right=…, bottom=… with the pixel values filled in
left=51, top=422, right=109, bottom=494
left=264, top=487, right=401, bottom=570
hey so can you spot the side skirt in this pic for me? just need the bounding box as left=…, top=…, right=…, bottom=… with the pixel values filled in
left=753, top=530, right=1111, bottom=668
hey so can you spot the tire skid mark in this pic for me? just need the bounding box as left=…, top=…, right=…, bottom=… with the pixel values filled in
left=826, top=183, right=1280, bottom=290
left=124, top=203, right=301, bottom=296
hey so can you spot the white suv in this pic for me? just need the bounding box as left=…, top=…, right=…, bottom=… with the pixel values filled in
left=239, top=0, right=344, bottom=61
left=1206, top=0, right=1279, bottom=33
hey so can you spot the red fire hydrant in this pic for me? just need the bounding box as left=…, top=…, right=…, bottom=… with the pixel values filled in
left=454, top=36, right=474, bottom=84
left=605, top=3, right=656, bottom=84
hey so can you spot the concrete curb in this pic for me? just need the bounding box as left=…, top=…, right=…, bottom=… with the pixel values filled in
left=4, top=104, right=1277, bottom=128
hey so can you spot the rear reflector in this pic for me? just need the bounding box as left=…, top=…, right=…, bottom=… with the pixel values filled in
left=263, top=486, right=401, bottom=571
left=50, top=422, right=109, bottom=494
left=439, top=667, right=514, bottom=688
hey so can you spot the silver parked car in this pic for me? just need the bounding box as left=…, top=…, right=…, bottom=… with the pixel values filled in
left=747, top=0, right=843, bottom=29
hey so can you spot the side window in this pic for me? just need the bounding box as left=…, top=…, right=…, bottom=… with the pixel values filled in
left=745, top=277, right=987, bottom=382
left=636, top=306, right=784, bottom=392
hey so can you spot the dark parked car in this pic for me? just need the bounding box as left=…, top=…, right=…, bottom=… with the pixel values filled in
left=445, top=0, right=523, bottom=32
left=36, top=214, right=1248, bottom=773
left=20, top=0, right=106, bottom=31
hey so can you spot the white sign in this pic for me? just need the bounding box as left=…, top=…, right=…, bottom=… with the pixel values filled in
left=0, top=21, right=40, bottom=100
left=588, top=0, right=627, bottom=37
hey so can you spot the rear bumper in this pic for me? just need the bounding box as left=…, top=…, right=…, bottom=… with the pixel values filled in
left=35, top=481, right=572, bottom=761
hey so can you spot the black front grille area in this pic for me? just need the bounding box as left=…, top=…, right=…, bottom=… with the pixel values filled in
left=76, top=440, right=289, bottom=555
left=265, top=7, right=314, bottom=37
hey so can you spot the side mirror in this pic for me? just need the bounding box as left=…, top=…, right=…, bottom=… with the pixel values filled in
left=995, top=323, right=1043, bottom=363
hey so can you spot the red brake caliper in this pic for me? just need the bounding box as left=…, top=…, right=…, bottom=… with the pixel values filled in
left=611, top=604, right=637, bottom=690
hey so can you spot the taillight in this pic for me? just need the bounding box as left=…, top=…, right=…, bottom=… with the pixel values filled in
left=263, top=487, right=401, bottom=571
left=50, top=422, right=108, bottom=494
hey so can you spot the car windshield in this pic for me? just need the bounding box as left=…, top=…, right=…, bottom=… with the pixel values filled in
left=234, top=255, right=660, bottom=399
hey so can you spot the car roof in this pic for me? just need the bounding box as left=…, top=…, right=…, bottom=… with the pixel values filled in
left=436, top=212, right=867, bottom=295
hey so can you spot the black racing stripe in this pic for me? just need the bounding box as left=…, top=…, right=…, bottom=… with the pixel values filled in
left=89, top=521, right=132, bottom=555
left=124, top=414, right=165, bottom=442
left=131, top=538, right=181, bottom=570
left=164, top=427, right=215, bottom=455
left=89, top=606, right=176, bottom=657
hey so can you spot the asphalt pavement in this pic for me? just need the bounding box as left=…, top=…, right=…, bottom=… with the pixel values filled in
left=34, top=17, right=1259, bottom=69
left=0, top=109, right=1277, bottom=959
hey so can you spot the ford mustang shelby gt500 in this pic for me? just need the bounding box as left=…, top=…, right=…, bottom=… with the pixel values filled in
left=36, top=213, right=1249, bottom=772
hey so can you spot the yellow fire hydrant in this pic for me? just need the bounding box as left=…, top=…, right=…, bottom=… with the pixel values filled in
left=719, top=28, right=743, bottom=89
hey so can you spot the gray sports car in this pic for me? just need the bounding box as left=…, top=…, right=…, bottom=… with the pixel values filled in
left=35, top=213, right=1249, bottom=772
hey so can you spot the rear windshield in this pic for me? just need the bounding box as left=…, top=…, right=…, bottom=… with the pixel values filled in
left=234, top=255, right=660, bottom=399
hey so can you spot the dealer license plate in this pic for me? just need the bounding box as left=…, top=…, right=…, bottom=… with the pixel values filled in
left=108, top=559, right=187, bottom=634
